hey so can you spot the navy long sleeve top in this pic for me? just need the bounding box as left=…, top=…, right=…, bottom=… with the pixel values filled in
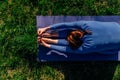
left=49, top=21, right=120, bottom=54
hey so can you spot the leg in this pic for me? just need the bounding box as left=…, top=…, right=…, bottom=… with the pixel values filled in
left=99, top=49, right=119, bottom=54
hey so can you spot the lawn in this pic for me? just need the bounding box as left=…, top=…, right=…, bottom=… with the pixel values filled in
left=1, top=0, right=120, bottom=80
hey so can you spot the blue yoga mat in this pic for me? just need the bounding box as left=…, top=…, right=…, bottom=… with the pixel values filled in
left=36, top=16, right=120, bottom=62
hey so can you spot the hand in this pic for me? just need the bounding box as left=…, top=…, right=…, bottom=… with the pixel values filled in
left=42, top=38, right=58, bottom=44
left=37, top=26, right=50, bottom=36
left=37, top=36, right=41, bottom=44
left=41, top=38, right=50, bottom=48
left=42, top=32, right=58, bottom=38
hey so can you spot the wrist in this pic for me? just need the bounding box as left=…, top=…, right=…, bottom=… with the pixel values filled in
left=46, top=26, right=50, bottom=30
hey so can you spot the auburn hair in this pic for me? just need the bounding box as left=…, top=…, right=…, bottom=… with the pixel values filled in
left=67, top=30, right=92, bottom=49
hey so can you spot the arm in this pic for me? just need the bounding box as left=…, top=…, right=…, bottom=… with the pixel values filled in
left=41, top=34, right=94, bottom=54
left=50, top=40, right=94, bottom=54
left=41, top=38, right=68, bottom=46
left=38, top=21, right=89, bottom=36
left=49, top=44, right=90, bottom=54
left=57, top=39, right=68, bottom=46
left=42, top=29, right=71, bottom=39
left=50, top=21, right=86, bottom=30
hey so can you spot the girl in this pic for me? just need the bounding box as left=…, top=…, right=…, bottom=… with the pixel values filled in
left=38, top=21, right=120, bottom=54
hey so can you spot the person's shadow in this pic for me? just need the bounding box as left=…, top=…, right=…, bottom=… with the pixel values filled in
left=20, top=45, right=118, bottom=80
left=39, top=61, right=118, bottom=80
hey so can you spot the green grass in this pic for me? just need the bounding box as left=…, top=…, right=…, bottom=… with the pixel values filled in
left=1, top=0, right=120, bottom=80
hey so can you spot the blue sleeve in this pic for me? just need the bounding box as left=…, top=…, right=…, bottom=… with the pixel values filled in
left=50, top=21, right=87, bottom=30
left=50, top=34, right=94, bottom=54
left=50, top=41, right=94, bottom=54
left=57, top=39, right=68, bottom=46
left=50, top=44, right=119, bottom=54
left=50, top=45, right=90, bottom=54
left=58, top=29, right=73, bottom=38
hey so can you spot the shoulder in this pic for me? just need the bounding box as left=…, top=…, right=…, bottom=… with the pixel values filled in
left=79, top=35, right=96, bottom=53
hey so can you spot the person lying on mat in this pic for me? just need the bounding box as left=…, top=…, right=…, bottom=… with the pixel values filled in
left=38, top=21, right=120, bottom=54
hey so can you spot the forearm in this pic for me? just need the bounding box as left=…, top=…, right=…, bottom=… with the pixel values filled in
left=57, top=39, right=69, bottom=46
left=50, top=44, right=90, bottom=54
left=49, top=21, right=84, bottom=30
left=50, top=45, right=68, bottom=53
left=45, top=26, right=51, bottom=31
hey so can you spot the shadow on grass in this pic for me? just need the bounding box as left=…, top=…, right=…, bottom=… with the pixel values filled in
left=17, top=51, right=118, bottom=80
left=29, top=0, right=37, bottom=7
left=39, top=61, right=118, bottom=80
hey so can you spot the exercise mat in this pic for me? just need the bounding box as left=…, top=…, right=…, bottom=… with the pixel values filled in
left=36, top=16, right=120, bottom=62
